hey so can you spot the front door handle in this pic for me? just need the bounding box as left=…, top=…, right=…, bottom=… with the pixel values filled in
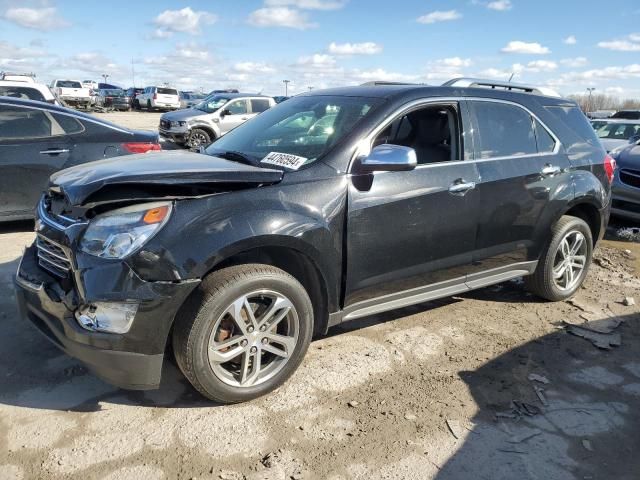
left=541, top=164, right=561, bottom=176
left=40, top=149, right=70, bottom=155
left=448, top=180, right=476, bottom=195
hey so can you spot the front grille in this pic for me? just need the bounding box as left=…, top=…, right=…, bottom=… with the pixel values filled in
left=36, top=235, right=72, bottom=278
left=160, top=119, right=170, bottom=129
left=620, top=169, right=640, bottom=189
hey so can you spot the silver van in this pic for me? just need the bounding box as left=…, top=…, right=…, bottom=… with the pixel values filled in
left=159, top=93, right=275, bottom=148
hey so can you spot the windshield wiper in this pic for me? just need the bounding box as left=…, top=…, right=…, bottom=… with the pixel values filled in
left=210, top=150, right=255, bottom=166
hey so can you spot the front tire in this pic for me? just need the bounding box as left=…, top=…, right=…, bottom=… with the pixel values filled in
left=186, top=128, right=212, bottom=149
left=525, top=215, right=593, bottom=301
left=173, top=264, right=314, bottom=403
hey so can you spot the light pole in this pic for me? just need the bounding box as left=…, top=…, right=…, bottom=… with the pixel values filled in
left=102, top=74, right=109, bottom=85
left=283, top=79, right=290, bottom=96
left=587, top=87, right=596, bottom=113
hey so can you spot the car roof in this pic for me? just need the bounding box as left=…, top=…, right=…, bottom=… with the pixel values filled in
left=0, top=80, right=49, bottom=89
left=0, top=96, right=132, bottom=130
left=209, top=92, right=272, bottom=99
left=295, top=84, right=571, bottom=106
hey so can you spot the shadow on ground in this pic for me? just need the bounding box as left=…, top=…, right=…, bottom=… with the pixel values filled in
left=432, top=312, right=640, bottom=480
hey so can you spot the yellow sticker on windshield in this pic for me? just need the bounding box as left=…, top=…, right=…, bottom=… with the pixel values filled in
left=261, top=152, right=308, bottom=170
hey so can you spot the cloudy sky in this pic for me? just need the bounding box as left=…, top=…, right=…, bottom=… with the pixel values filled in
left=2, top=0, right=640, bottom=97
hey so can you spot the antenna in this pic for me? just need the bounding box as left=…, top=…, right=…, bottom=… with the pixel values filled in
left=508, top=73, right=515, bottom=82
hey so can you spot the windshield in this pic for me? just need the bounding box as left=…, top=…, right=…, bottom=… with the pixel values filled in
left=205, top=95, right=383, bottom=169
left=58, top=81, right=82, bottom=88
left=104, top=89, right=124, bottom=97
left=195, top=96, right=229, bottom=113
left=595, top=122, right=640, bottom=140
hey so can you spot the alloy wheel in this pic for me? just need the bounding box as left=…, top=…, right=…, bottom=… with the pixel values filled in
left=189, top=131, right=208, bottom=147
left=552, top=230, right=587, bottom=291
left=207, top=290, right=299, bottom=388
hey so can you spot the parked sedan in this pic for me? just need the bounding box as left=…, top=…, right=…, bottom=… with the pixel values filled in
left=611, top=140, right=640, bottom=221
left=0, top=97, right=160, bottom=221
left=94, top=89, right=131, bottom=111
left=593, top=119, right=640, bottom=152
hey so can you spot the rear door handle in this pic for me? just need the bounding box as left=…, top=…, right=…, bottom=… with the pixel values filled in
left=448, top=180, right=476, bottom=195
left=40, top=149, right=70, bottom=155
left=540, top=164, right=561, bottom=176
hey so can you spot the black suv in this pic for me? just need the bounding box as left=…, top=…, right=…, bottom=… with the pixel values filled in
left=15, top=79, right=614, bottom=403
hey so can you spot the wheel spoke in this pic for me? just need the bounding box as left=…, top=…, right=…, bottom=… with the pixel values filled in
left=209, top=341, right=246, bottom=363
left=262, top=343, right=289, bottom=358
left=243, top=298, right=258, bottom=329
left=239, top=350, right=261, bottom=386
left=572, top=255, right=586, bottom=267
left=257, top=296, right=293, bottom=331
left=570, top=234, right=584, bottom=256
left=553, top=263, right=567, bottom=279
left=264, top=332, right=296, bottom=353
left=225, top=297, right=250, bottom=335
left=561, top=239, right=570, bottom=259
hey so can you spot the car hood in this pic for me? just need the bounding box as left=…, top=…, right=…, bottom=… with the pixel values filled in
left=161, top=108, right=205, bottom=122
left=599, top=138, right=627, bottom=153
left=49, top=150, right=283, bottom=207
left=616, top=144, right=640, bottom=169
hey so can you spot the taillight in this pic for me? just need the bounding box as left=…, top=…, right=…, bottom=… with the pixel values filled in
left=604, top=154, right=616, bottom=184
left=122, top=142, right=161, bottom=154
left=153, top=93, right=157, bottom=100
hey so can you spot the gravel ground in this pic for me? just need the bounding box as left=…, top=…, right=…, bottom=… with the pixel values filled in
left=0, top=112, right=639, bottom=479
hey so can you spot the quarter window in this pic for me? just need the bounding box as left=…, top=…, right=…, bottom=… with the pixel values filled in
left=472, top=102, right=537, bottom=158
left=52, top=113, right=84, bottom=135
left=534, top=119, right=556, bottom=153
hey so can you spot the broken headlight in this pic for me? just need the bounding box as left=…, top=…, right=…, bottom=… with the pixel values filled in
left=80, top=202, right=172, bottom=259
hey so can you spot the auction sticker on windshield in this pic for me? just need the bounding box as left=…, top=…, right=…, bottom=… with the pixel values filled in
left=261, top=152, right=308, bottom=170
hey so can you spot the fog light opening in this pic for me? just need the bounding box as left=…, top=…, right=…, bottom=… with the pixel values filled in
left=75, top=303, right=138, bottom=334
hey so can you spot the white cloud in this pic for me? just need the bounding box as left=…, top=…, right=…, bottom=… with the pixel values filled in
left=264, top=0, right=347, bottom=10
left=328, top=42, right=382, bottom=55
left=501, top=40, right=550, bottom=54
left=523, top=60, right=557, bottom=72
left=248, top=7, right=316, bottom=29
left=438, top=57, right=472, bottom=68
left=150, top=28, right=173, bottom=39
left=487, top=0, right=512, bottom=11
left=417, top=10, right=461, bottom=24
left=561, top=57, right=588, bottom=68
left=348, top=68, right=419, bottom=84
left=296, top=53, right=336, bottom=67
left=153, top=7, right=217, bottom=36
left=563, top=35, right=577, bottom=45
left=3, top=6, right=69, bottom=30
left=424, top=57, right=472, bottom=81
left=233, top=62, right=276, bottom=73
left=598, top=40, right=640, bottom=52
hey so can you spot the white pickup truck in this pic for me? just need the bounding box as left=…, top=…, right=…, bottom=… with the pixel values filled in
left=50, top=79, right=92, bottom=109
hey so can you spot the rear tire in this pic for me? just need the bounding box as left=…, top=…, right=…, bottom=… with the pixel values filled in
left=173, top=264, right=314, bottom=403
left=147, top=100, right=153, bottom=111
left=525, top=215, right=593, bottom=301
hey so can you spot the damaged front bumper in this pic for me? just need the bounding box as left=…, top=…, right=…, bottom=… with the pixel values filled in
left=14, top=235, right=199, bottom=390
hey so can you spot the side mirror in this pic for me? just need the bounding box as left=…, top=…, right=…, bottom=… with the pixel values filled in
left=354, top=144, right=417, bottom=174
left=220, top=109, right=232, bottom=117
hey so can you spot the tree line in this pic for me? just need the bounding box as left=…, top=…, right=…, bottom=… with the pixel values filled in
left=569, top=93, right=640, bottom=113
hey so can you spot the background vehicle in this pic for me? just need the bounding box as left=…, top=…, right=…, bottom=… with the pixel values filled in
left=50, top=79, right=92, bottom=109
left=0, top=97, right=160, bottom=221
left=0, top=73, right=37, bottom=83
left=94, top=89, right=131, bottom=111
left=611, top=141, right=640, bottom=220
left=611, top=110, right=640, bottom=120
left=274, top=96, right=290, bottom=104
left=592, top=119, right=640, bottom=152
left=0, top=80, right=57, bottom=104
left=125, top=87, right=144, bottom=109
left=14, top=79, right=613, bottom=404
left=138, top=86, right=180, bottom=111
left=82, top=80, right=98, bottom=90
left=97, top=82, right=122, bottom=90
left=159, top=93, right=275, bottom=148
left=179, top=91, right=206, bottom=109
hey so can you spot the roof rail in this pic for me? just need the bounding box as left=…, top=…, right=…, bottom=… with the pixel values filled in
left=442, top=77, right=561, bottom=98
left=360, top=81, right=422, bottom=87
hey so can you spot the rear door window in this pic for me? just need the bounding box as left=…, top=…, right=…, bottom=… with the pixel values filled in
left=157, top=88, right=178, bottom=95
left=534, top=119, right=556, bottom=153
left=251, top=99, right=271, bottom=113
left=471, top=101, right=537, bottom=158
left=52, top=113, right=84, bottom=135
left=0, top=86, right=46, bottom=102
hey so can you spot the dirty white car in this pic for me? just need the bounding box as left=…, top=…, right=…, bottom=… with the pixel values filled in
left=50, top=79, right=92, bottom=109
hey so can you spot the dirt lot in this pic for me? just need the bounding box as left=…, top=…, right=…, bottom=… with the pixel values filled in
left=0, top=112, right=639, bottom=479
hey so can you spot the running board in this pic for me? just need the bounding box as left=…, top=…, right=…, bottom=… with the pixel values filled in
left=330, top=261, right=537, bottom=326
